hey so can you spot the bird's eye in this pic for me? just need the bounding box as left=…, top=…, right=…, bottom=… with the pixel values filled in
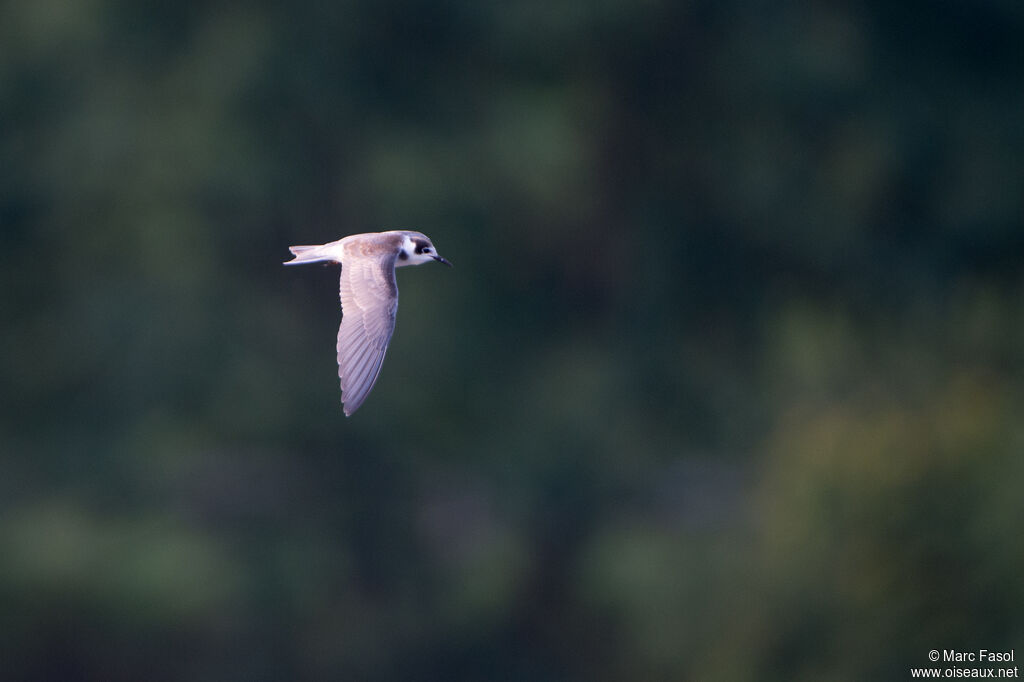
left=423, top=247, right=432, bottom=253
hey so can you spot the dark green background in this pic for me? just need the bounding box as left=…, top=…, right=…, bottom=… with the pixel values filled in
left=2, top=1, right=1022, bottom=680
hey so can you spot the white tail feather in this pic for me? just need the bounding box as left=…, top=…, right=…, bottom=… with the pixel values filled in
left=283, top=244, right=336, bottom=266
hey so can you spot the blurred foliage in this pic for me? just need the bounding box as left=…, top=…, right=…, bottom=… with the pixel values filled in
left=1, top=0, right=1023, bottom=680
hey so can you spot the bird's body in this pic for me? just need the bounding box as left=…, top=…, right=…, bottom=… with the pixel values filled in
left=285, top=230, right=451, bottom=416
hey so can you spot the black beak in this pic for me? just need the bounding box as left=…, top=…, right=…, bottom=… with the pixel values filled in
left=433, top=255, right=453, bottom=267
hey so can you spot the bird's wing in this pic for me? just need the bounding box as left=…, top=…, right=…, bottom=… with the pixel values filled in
left=336, top=249, right=399, bottom=416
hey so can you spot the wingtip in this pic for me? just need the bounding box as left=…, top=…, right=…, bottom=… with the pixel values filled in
left=342, top=398, right=358, bottom=417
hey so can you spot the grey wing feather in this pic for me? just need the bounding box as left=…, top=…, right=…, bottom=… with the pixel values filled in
left=336, top=251, right=399, bottom=415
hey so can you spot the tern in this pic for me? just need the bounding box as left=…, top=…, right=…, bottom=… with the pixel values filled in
left=285, top=230, right=452, bottom=416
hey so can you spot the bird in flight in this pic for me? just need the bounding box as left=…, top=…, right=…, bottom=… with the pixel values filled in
left=285, top=230, right=452, bottom=416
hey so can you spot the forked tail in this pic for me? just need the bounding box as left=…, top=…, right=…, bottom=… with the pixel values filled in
left=283, top=244, right=335, bottom=265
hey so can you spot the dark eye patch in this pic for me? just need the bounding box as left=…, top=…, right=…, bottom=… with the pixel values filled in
left=413, top=239, right=429, bottom=255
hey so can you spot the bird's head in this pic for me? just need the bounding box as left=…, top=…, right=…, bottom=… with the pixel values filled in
left=397, top=232, right=452, bottom=268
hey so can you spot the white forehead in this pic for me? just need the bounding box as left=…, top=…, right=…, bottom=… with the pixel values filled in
left=401, top=234, right=435, bottom=250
